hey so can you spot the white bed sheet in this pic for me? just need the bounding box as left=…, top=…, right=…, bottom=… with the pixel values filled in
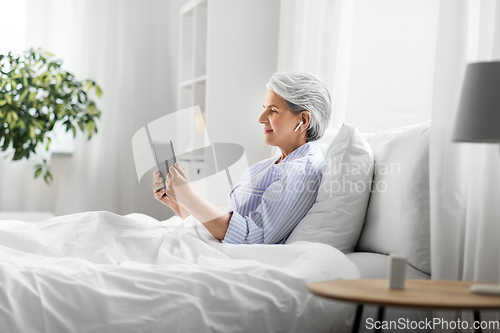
left=0, top=211, right=359, bottom=333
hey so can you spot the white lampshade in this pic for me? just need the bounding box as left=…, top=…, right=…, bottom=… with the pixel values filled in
left=453, top=61, right=500, bottom=142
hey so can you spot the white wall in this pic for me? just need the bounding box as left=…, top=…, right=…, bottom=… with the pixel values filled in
left=0, top=0, right=27, bottom=53
left=205, top=0, right=280, bottom=166
left=203, top=0, right=280, bottom=207
left=345, top=0, right=438, bottom=133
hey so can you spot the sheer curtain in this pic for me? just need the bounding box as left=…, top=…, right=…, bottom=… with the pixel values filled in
left=0, top=0, right=185, bottom=220
left=431, top=0, right=500, bottom=284
left=278, top=0, right=353, bottom=133
left=280, top=0, right=500, bottom=330
left=430, top=0, right=500, bottom=330
left=278, top=0, right=437, bottom=134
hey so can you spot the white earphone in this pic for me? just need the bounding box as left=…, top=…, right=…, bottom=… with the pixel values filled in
left=294, top=120, right=304, bottom=132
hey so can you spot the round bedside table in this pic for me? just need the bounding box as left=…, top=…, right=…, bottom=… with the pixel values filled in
left=308, top=279, right=500, bottom=333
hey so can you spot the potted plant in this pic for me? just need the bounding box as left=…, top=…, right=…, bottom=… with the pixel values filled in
left=0, top=48, right=102, bottom=184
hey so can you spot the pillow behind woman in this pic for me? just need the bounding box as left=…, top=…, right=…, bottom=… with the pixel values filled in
left=286, top=123, right=374, bottom=253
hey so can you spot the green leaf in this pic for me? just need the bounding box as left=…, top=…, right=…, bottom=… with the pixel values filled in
left=17, top=118, right=25, bottom=130
left=35, top=167, right=42, bottom=178
left=28, top=91, right=36, bottom=103
left=85, top=121, right=95, bottom=139
left=22, top=69, right=28, bottom=87
left=1, top=137, right=10, bottom=151
left=39, top=70, right=50, bottom=79
left=95, top=85, right=102, bottom=98
left=42, top=168, right=53, bottom=185
left=84, top=80, right=93, bottom=91
left=33, top=119, right=44, bottom=129
left=88, top=103, right=96, bottom=115
left=85, top=121, right=92, bottom=132
left=29, top=124, right=35, bottom=139
left=55, top=73, right=62, bottom=85
left=20, top=88, right=29, bottom=102
left=13, top=148, right=24, bottom=160
left=5, top=95, right=12, bottom=104
left=42, top=51, right=55, bottom=57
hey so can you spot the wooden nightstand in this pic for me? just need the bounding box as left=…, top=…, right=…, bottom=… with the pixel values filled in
left=308, top=279, right=500, bottom=333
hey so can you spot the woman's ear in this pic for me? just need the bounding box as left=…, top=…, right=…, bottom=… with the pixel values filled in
left=301, top=111, right=312, bottom=129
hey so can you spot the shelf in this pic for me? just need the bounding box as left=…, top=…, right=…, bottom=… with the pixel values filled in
left=178, top=154, right=205, bottom=161
left=180, top=0, right=206, bottom=15
left=180, top=75, right=207, bottom=88
left=178, top=0, right=209, bottom=187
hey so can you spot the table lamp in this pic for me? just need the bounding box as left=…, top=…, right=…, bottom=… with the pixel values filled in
left=453, top=61, right=500, bottom=296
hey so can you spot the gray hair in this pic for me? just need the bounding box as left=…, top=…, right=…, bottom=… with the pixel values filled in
left=266, top=72, right=332, bottom=142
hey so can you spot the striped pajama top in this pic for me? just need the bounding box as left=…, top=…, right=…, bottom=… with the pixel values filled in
left=222, top=140, right=324, bottom=244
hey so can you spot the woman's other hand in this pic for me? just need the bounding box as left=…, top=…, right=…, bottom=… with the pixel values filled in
left=153, top=188, right=178, bottom=207
left=153, top=171, right=165, bottom=193
left=167, top=162, right=195, bottom=207
left=165, top=162, right=230, bottom=240
left=153, top=170, right=191, bottom=219
left=153, top=171, right=176, bottom=207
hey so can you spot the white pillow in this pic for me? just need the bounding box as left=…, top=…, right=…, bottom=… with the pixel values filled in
left=286, top=123, right=374, bottom=253
left=356, top=121, right=431, bottom=275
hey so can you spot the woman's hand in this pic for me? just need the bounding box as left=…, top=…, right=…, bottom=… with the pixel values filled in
left=163, top=162, right=230, bottom=240
left=152, top=167, right=192, bottom=220
left=153, top=171, right=165, bottom=193
left=167, top=162, right=196, bottom=207
left=153, top=171, right=177, bottom=208
left=153, top=171, right=190, bottom=219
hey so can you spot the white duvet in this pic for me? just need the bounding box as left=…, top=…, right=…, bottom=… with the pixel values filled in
left=0, top=211, right=359, bottom=333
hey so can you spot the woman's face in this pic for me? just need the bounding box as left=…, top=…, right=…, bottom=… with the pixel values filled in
left=259, top=89, right=303, bottom=148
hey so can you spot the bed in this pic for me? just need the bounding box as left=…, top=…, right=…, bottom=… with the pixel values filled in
left=0, top=211, right=359, bottom=332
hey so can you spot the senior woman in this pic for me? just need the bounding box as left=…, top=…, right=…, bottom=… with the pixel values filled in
left=153, top=72, right=332, bottom=244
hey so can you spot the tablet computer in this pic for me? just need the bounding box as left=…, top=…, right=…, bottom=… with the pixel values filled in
left=145, top=126, right=177, bottom=179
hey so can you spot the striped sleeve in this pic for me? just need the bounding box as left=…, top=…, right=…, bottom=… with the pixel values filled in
left=222, top=162, right=321, bottom=244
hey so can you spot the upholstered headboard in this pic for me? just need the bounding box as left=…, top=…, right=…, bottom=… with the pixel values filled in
left=355, top=122, right=431, bottom=275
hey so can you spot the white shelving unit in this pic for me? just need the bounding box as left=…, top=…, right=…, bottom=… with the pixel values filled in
left=177, top=0, right=209, bottom=185
left=178, top=0, right=280, bottom=206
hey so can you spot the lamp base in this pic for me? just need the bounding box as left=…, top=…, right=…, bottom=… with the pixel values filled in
left=470, top=284, right=500, bottom=296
